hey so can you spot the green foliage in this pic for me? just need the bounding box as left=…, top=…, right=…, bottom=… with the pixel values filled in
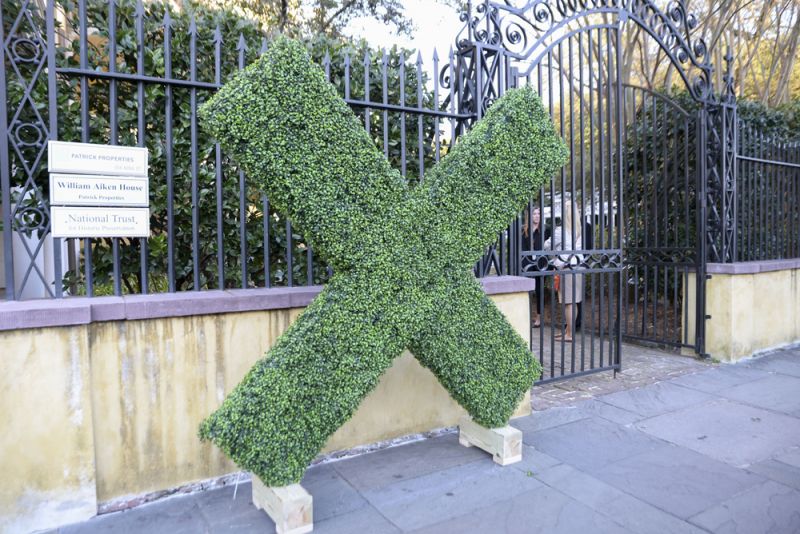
left=198, top=37, right=567, bottom=486
left=208, top=0, right=416, bottom=38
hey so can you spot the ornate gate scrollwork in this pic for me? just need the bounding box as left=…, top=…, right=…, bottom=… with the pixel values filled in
left=450, top=0, right=722, bottom=370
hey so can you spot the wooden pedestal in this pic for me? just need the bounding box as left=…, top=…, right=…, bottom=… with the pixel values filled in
left=458, top=416, right=523, bottom=466
left=251, top=477, right=313, bottom=534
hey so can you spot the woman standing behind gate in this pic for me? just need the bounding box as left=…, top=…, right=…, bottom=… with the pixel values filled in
left=522, top=207, right=550, bottom=327
left=544, top=201, right=584, bottom=342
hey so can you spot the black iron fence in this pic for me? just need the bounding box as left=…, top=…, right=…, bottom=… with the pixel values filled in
left=1, top=0, right=467, bottom=299
left=735, top=125, right=800, bottom=262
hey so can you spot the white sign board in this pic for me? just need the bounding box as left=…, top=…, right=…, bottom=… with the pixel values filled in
left=50, top=174, right=149, bottom=207
left=51, top=206, right=150, bottom=238
left=48, top=140, right=148, bottom=176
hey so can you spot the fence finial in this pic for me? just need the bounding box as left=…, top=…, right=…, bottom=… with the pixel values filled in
left=188, top=14, right=197, bottom=36
left=237, top=33, right=247, bottom=52
left=723, top=45, right=735, bottom=103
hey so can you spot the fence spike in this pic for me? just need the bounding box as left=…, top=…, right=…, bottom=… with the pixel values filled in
left=237, top=33, right=248, bottom=51
left=163, top=9, right=172, bottom=28
left=213, top=25, right=222, bottom=44
left=261, top=38, right=269, bottom=55
left=188, top=14, right=197, bottom=35
left=134, top=0, right=144, bottom=19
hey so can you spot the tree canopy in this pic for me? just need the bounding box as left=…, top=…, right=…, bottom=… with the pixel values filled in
left=208, top=0, right=455, bottom=38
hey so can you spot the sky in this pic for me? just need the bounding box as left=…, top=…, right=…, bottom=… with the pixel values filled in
left=344, top=0, right=465, bottom=59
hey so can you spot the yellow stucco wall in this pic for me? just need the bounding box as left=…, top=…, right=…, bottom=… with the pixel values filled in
left=684, top=269, right=800, bottom=362
left=1, top=291, right=532, bottom=533
left=0, top=327, right=97, bottom=534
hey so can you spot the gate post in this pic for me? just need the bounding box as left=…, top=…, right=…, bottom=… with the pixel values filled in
left=694, top=49, right=737, bottom=356
left=705, top=49, right=738, bottom=264
left=695, top=107, right=709, bottom=357
left=720, top=49, right=738, bottom=262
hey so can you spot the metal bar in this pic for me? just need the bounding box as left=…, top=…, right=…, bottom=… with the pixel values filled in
left=47, top=0, right=63, bottom=298
left=214, top=27, right=224, bottom=289
left=284, top=44, right=293, bottom=287
left=136, top=0, right=148, bottom=294
left=433, top=49, right=441, bottom=163
left=587, top=30, right=596, bottom=370
left=695, top=108, right=708, bottom=355
left=535, top=63, right=545, bottom=367
left=238, top=35, right=248, bottom=289
left=547, top=48, right=556, bottom=375
left=614, top=24, right=623, bottom=369
left=190, top=17, right=200, bottom=290
left=55, top=67, right=220, bottom=90
left=793, top=144, right=799, bottom=257
left=730, top=103, right=738, bottom=262
left=597, top=28, right=605, bottom=368
left=632, top=89, right=640, bottom=337
left=341, top=100, right=468, bottom=120
left=109, top=0, right=121, bottom=296
left=744, top=124, right=751, bottom=260
left=567, top=36, right=576, bottom=372
left=578, top=32, right=586, bottom=369
left=286, top=217, right=293, bottom=286
left=382, top=50, right=389, bottom=159
left=345, top=52, right=351, bottom=100
left=536, top=363, right=620, bottom=386
left=400, top=53, right=407, bottom=178
left=641, top=91, right=650, bottom=336
left=476, top=44, right=484, bottom=121
left=557, top=40, right=566, bottom=372
left=363, top=49, right=371, bottom=135
left=416, top=52, right=424, bottom=180
left=672, top=112, right=681, bottom=342
left=0, top=0, right=14, bottom=299
left=759, top=130, right=764, bottom=258
left=164, top=11, right=175, bottom=292
left=263, top=195, right=270, bottom=287
left=448, top=47, right=456, bottom=148
left=661, top=91, right=668, bottom=339
left=734, top=155, right=800, bottom=170
left=80, top=0, right=93, bottom=296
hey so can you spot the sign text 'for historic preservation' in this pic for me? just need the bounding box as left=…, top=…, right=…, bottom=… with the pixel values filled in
left=51, top=206, right=150, bottom=238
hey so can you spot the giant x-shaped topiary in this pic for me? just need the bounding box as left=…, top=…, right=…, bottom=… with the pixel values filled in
left=199, top=37, right=568, bottom=486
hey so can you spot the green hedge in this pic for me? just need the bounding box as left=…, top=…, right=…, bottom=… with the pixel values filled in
left=198, top=37, right=567, bottom=486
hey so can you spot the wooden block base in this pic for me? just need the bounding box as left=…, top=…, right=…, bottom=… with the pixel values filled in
left=458, top=416, right=522, bottom=466
left=252, top=477, right=313, bottom=534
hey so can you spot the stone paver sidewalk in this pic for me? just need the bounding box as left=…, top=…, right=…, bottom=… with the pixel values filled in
left=51, top=347, right=800, bottom=534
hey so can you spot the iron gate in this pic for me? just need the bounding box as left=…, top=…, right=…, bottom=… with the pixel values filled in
left=455, top=0, right=716, bottom=382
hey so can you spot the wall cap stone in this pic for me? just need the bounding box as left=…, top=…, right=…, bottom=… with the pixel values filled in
left=707, top=259, right=800, bottom=275
left=0, top=275, right=533, bottom=332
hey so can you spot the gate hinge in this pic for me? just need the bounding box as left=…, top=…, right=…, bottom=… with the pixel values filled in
left=705, top=314, right=712, bottom=320
left=706, top=274, right=713, bottom=280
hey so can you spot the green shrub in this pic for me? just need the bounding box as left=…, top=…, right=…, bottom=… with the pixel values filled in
left=198, top=37, right=567, bottom=486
